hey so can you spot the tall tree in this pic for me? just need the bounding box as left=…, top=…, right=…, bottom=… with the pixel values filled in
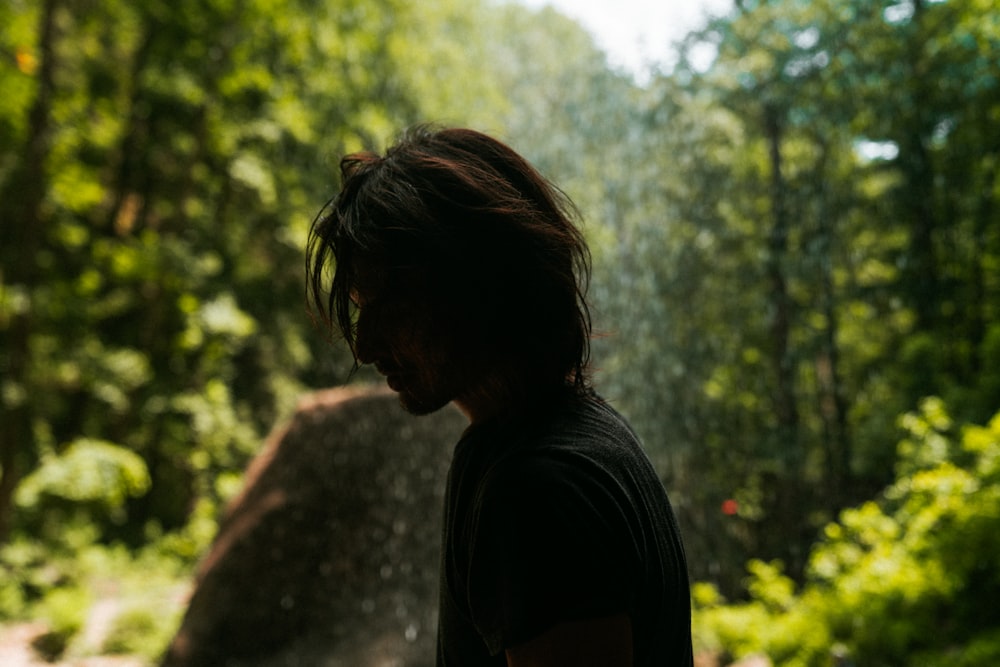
left=0, top=0, right=59, bottom=543
left=0, top=0, right=510, bottom=545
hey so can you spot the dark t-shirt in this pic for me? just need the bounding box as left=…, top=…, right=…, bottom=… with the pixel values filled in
left=436, top=392, right=693, bottom=666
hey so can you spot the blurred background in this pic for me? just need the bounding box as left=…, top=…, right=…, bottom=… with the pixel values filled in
left=1, top=0, right=998, bottom=664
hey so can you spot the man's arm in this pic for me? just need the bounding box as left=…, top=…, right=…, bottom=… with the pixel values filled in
left=505, top=614, right=633, bottom=667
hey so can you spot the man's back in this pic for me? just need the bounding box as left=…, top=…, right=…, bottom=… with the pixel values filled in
left=437, top=391, right=693, bottom=666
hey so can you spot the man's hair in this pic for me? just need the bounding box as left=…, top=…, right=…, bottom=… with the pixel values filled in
left=307, top=125, right=592, bottom=394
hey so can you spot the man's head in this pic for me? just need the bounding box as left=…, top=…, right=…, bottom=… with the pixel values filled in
left=307, top=126, right=592, bottom=418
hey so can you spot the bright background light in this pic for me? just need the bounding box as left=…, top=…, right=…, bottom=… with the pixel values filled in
left=517, top=0, right=731, bottom=75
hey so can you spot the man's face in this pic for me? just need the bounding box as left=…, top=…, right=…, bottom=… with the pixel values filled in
left=352, top=270, right=469, bottom=416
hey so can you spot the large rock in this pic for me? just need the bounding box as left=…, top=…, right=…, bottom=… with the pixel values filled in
left=162, top=385, right=468, bottom=667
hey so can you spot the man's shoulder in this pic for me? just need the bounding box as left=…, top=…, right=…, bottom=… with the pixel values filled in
left=531, top=392, right=645, bottom=462
left=480, top=397, right=642, bottom=494
left=453, top=391, right=647, bottom=494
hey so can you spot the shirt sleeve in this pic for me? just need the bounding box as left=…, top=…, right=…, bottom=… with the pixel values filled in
left=465, top=453, right=636, bottom=654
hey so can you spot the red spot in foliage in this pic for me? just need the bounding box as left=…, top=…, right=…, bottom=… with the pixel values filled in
left=16, top=48, right=38, bottom=75
left=721, top=499, right=739, bottom=516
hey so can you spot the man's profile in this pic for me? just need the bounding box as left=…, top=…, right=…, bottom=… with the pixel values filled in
left=307, top=126, right=693, bottom=667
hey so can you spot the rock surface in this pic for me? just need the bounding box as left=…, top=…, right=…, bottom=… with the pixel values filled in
left=162, top=385, right=468, bottom=667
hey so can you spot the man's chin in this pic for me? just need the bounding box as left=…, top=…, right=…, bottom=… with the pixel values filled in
left=395, top=390, right=451, bottom=417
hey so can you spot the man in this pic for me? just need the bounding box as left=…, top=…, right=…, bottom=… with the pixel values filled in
left=307, top=126, right=693, bottom=667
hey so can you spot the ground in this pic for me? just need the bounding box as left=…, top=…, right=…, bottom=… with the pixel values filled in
left=0, top=590, right=154, bottom=667
left=0, top=621, right=144, bottom=666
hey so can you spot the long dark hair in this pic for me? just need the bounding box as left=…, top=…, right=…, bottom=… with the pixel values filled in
left=307, top=125, right=592, bottom=395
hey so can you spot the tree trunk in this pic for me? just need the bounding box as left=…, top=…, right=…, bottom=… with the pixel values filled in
left=813, top=143, right=852, bottom=508
left=762, top=105, right=808, bottom=579
left=0, top=0, right=59, bottom=544
left=969, top=151, right=997, bottom=377
left=763, top=105, right=800, bottom=458
left=901, top=0, right=941, bottom=335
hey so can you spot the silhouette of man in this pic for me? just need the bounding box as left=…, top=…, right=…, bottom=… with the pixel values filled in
left=307, top=126, right=693, bottom=667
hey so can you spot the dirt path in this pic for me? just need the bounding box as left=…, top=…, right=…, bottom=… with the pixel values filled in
left=0, top=622, right=147, bottom=667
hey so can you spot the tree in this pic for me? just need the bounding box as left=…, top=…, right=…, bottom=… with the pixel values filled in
left=599, top=0, right=1000, bottom=590
left=0, top=0, right=511, bottom=546
left=0, top=0, right=60, bottom=543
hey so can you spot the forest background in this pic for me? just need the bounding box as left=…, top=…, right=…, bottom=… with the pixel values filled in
left=1, top=0, right=999, bottom=665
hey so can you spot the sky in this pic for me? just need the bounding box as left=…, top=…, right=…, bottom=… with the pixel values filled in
left=517, top=0, right=731, bottom=76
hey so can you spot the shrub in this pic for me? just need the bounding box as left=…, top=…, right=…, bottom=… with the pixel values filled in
left=102, top=605, right=180, bottom=659
left=31, top=586, right=92, bottom=660
left=693, top=400, right=1000, bottom=666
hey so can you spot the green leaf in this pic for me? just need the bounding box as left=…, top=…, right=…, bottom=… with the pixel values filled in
left=15, top=439, right=151, bottom=510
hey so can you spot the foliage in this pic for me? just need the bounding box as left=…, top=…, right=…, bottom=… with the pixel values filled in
left=581, top=0, right=1000, bottom=591
left=0, top=522, right=189, bottom=662
left=31, top=585, right=93, bottom=660
left=101, top=604, right=181, bottom=659
left=0, top=0, right=518, bottom=548
left=16, top=438, right=150, bottom=519
left=694, top=400, right=1000, bottom=666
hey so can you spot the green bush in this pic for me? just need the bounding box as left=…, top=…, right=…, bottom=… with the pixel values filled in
left=693, top=399, right=1000, bottom=666
left=909, top=629, right=1000, bottom=667
left=0, top=538, right=45, bottom=619
left=0, top=522, right=189, bottom=663
left=31, top=586, right=92, bottom=660
left=15, top=438, right=152, bottom=530
left=102, top=605, right=180, bottom=659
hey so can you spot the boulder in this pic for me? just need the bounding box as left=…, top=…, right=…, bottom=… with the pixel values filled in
left=162, top=385, right=468, bottom=667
